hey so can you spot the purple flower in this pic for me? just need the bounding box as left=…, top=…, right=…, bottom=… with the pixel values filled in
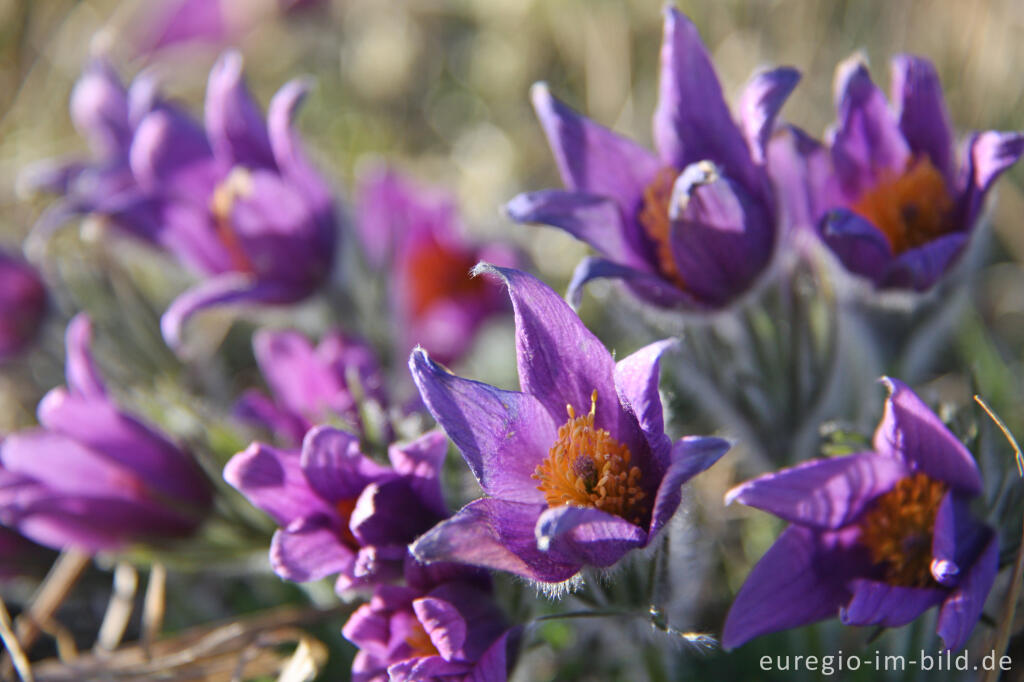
left=0, top=315, right=212, bottom=552
left=235, top=328, right=387, bottom=447
left=0, top=249, right=46, bottom=362
left=408, top=265, right=729, bottom=585
left=343, top=577, right=519, bottom=682
left=722, top=378, right=996, bottom=651
left=30, top=54, right=337, bottom=349
left=506, top=7, right=798, bottom=310
left=357, top=165, right=515, bottom=365
left=769, top=55, right=1024, bottom=291
left=224, top=426, right=450, bottom=591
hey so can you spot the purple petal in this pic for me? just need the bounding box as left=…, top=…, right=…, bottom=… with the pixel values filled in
left=223, top=441, right=330, bottom=526
left=470, top=628, right=520, bottom=682
left=234, top=389, right=309, bottom=446
left=738, top=67, right=801, bottom=164
left=841, top=579, right=945, bottom=627
left=300, top=426, right=390, bottom=502
left=818, top=209, right=893, bottom=283
left=725, top=452, right=907, bottom=529
left=649, top=436, right=730, bottom=538
left=129, top=108, right=217, bottom=202
left=959, top=130, right=1024, bottom=227
left=766, top=125, right=832, bottom=230
left=505, top=190, right=652, bottom=271
left=937, top=531, right=998, bottom=651
left=931, top=492, right=990, bottom=587
left=830, top=56, right=910, bottom=198
left=534, top=505, right=646, bottom=567
left=350, top=479, right=439, bottom=546
left=252, top=329, right=348, bottom=420
left=205, top=51, right=275, bottom=169
left=566, top=256, right=702, bottom=310
left=530, top=82, right=661, bottom=219
left=722, top=526, right=865, bottom=649
left=410, top=498, right=580, bottom=584
left=387, top=430, right=449, bottom=518
left=654, top=8, right=761, bottom=194
left=267, top=78, right=333, bottom=215
left=891, top=55, right=954, bottom=180
left=613, top=339, right=677, bottom=468
left=64, top=314, right=106, bottom=398
left=409, top=348, right=556, bottom=505
left=70, top=60, right=130, bottom=159
left=873, top=378, right=983, bottom=495
left=412, top=596, right=466, bottom=660
left=880, top=231, right=968, bottom=291
left=270, top=515, right=355, bottom=582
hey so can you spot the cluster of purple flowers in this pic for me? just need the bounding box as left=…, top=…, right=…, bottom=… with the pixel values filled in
left=2, top=3, right=1020, bottom=679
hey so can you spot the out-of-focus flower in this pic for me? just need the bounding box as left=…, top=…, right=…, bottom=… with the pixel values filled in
left=770, top=55, right=1024, bottom=291
left=29, top=53, right=337, bottom=350
left=342, top=568, right=519, bottom=682
left=0, top=525, right=55, bottom=580
left=224, top=426, right=450, bottom=591
left=0, top=315, right=212, bottom=552
left=409, top=265, right=729, bottom=585
left=0, top=249, right=46, bottom=362
left=235, top=328, right=387, bottom=447
left=723, top=378, right=996, bottom=651
left=356, top=165, right=515, bottom=365
left=507, top=7, right=797, bottom=310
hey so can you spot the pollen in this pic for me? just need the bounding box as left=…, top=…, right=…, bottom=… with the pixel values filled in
left=850, top=156, right=954, bottom=255
left=637, top=167, right=686, bottom=289
left=857, top=472, right=946, bottom=587
left=209, top=167, right=256, bottom=272
left=533, top=390, right=647, bottom=524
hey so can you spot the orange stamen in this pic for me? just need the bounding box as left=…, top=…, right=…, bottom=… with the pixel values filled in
left=210, top=167, right=257, bottom=273
left=335, top=498, right=360, bottom=550
left=637, top=167, right=686, bottom=288
left=404, top=620, right=440, bottom=658
left=533, top=390, right=647, bottom=524
left=857, top=472, right=946, bottom=587
left=850, top=157, right=953, bottom=255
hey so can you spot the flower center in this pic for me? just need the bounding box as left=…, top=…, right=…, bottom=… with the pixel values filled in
left=849, top=157, right=953, bottom=255
left=210, top=166, right=257, bottom=273
left=404, top=237, right=485, bottom=318
left=637, top=167, right=686, bottom=289
left=335, top=498, right=360, bottom=550
left=404, top=619, right=440, bottom=658
left=533, top=390, right=647, bottom=523
left=857, top=472, right=946, bottom=587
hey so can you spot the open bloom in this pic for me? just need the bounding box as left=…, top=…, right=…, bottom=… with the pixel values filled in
left=235, top=328, right=387, bottom=447
left=723, top=378, right=996, bottom=651
left=507, top=7, right=798, bottom=310
left=409, top=265, right=729, bottom=584
left=770, top=55, right=1024, bottom=290
left=29, top=53, right=337, bottom=349
left=357, top=165, right=514, bottom=365
left=0, top=249, right=46, bottom=362
left=0, top=315, right=211, bottom=551
left=224, top=426, right=450, bottom=591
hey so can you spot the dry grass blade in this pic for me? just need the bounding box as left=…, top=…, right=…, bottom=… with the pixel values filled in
left=96, top=563, right=138, bottom=653
left=275, top=637, right=326, bottom=682
left=140, top=564, right=166, bottom=657
left=0, top=592, right=34, bottom=682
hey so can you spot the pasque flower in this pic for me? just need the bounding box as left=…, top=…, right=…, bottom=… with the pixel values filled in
left=0, top=249, right=46, bottom=362
left=30, top=53, right=337, bottom=349
left=769, top=55, right=1024, bottom=290
left=357, top=165, right=514, bottom=365
left=0, top=315, right=211, bottom=551
left=224, top=426, right=450, bottom=591
left=409, top=265, right=729, bottom=585
left=723, top=378, right=996, bottom=651
left=235, top=328, right=387, bottom=447
left=507, top=7, right=798, bottom=310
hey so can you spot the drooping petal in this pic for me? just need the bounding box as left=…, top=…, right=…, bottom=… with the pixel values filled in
left=387, top=430, right=449, bottom=519
left=223, top=441, right=330, bottom=526
left=205, top=51, right=275, bottom=169
left=958, top=130, right=1024, bottom=227
left=530, top=82, right=661, bottom=219
left=566, top=256, right=703, bottom=310
left=936, top=532, right=998, bottom=651
left=270, top=516, right=355, bottom=582
left=63, top=313, right=106, bottom=398
left=410, top=498, right=580, bottom=584
left=841, top=579, right=945, bottom=627
left=880, top=232, right=968, bottom=291
left=654, top=7, right=760, bottom=194
left=725, top=452, right=907, bottom=529
left=738, top=66, right=801, bottom=165
left=409, top=348, right=556, bottom=505
left=649, top=436, right=730, bottom=538
left=818, top=209, right=893, bottom=283
left=873, top=378, right=983, bottom=494
left=891, top=55, right=954, bottom=180
left=613, top=339, right=677, bottom=468
left=300, top=426, right=390, bottom=503
left=534, top=505, right=646, bottom=567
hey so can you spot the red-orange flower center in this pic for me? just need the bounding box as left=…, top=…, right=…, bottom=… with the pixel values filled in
left=857, top=472, right=946, bottom=587
left=637, top=167, right=686, bottom=288
left=335, top=498, right=360, bottom=550
left=850, top=157, right=954, bottom=255
left=404, top=619, right=440, bottom=658
left=210, top=167, right=257, bottom=273
left=533, top=390, right=647, bottom=524
left=405, top=237, right=485, bottom=318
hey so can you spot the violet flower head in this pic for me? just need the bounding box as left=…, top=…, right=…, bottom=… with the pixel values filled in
left=224, top=426, right=450, bottom=592
left=770, top=55, right=1024, bottom=291
left=30, top=54, right=337, bottom=350
left=0, top=314, right=212, bottom=552
left=409, top=265, right=729, bottom=585
left=507, top=7, right=799, bottom=310
left=0, top=249, right=46, bottom=362
left=235, top=328, right=387, bottom=447
left=357, top=165, right=515, bottom=365
left=723, top=378, right=996, bottom=651
left=343, top=575, right=519, bottom=682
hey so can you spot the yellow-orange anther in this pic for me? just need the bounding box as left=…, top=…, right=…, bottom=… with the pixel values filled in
left=403, top=620, right=440, bottom=658
left=210, top=167, right=256, bottom=272
left=533, top=390, right=647, bottom=523
left=335, top=498, right=360, bottom=550
left=857, top=472, right=946, bottom=587
left=850, top=157, right=953, bottom=255
left=637, top=167, right=686, bottom=289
